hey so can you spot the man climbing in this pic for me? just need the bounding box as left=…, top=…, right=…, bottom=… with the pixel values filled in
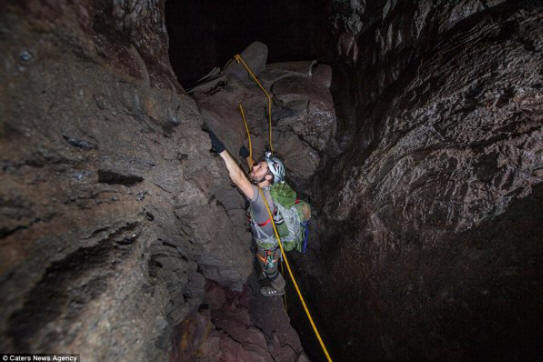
left=207, top=130, right=300, bottom=297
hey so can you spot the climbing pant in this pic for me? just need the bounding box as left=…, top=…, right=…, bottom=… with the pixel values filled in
left=256, top=247, right=286, bottom=292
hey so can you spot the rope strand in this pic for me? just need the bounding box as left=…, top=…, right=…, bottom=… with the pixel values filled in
left=259, top=188, right=333, bottom=362
left=234, top=54, right=274, bottom=153
left=238, top=103, right=254, bottom=169
left=237, top=54, right=332, bottom=362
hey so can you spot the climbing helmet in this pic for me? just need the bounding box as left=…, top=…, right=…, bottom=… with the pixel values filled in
left=264, top=152, right=285, bottom=184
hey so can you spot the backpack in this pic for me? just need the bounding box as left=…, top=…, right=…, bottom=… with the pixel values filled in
left=249, top=182, right=311, bottom=252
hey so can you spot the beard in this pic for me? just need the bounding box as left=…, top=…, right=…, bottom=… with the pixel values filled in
left=249, top=174, right=266, bottom=185
left=249, top=170, right=272, bottom=185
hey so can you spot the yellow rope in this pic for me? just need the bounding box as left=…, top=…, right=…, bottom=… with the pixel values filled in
left=237, top=54, right=331, bottom=361
left=234, top=54, right=274, bottom=153
left=258, top=188, right=333, bottom=362
left=281, top=257, right=287, bottom=310
left=240, top=101, right=286, bottom=307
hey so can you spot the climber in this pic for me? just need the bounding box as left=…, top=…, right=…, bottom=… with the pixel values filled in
left=207, top=130, right=310, bottom=297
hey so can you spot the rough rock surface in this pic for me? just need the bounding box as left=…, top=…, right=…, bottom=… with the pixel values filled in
left=0, top=1, right=257, bottom=360
left=0, top=1, right=337, bottom=359
left=295, top=1, right=543, bottom=361
left=192, top=46, right=336, bottom=187
left=170, top=280, right=308, bottom=362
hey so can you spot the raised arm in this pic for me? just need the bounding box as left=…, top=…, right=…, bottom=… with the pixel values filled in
left=208, top=130, right=255, bottom=200
left=219, top=150, right=254, bottom=199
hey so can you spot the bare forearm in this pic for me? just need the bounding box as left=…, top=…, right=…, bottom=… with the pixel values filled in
left=219, top=150, right=245, bottom=185
left=218, top=150, right=254, bottom=199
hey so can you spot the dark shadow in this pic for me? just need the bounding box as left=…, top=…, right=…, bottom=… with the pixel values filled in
left=165, top=0, right=332, bottom=88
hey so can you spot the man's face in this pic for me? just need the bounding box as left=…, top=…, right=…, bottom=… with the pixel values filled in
left=249, top=161, right=270, bottom=184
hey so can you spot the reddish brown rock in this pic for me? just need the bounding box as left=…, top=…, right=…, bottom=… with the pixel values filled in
left=171, top=280, right=305, bottom=362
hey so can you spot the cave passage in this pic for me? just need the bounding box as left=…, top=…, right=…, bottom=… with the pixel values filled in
left=165, top=1, right=543, bottom=361
left=166, top=1, right=339, bottom=360
left=1, top=0, right=542, bottom=361
left=165, top=0, right=332, bottom=88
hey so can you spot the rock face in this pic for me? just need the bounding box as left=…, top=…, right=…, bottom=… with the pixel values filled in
left=0, top=1, right=256, bottom=360
left=170, top=280, right=308, bottom=362
left=0, top=1, right=337, bottom=360
left=299, top=1, right=543, bottom=360
left=192, top=46, right=336, bottom=188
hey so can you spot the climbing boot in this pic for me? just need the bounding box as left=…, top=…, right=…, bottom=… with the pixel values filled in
left=260, top=286, right=285, bottom=297
left=261, top=272, right=286, bottom=296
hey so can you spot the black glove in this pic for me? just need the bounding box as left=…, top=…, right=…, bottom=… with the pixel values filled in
left=208, top=130, right=225, bottom=153
left=239, top=145, right=250, bottom=158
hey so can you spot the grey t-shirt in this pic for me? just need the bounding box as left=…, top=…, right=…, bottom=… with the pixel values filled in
left=248, top=185, right=277, bottom=239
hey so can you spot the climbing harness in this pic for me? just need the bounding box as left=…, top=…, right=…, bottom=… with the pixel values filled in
left=257, top=249, right=280, bottom=270
left=234, top=54, right=274, bottom=153
left=248, top=202, right=284, bottom=250
left=249, top=196, right=303, bottom=252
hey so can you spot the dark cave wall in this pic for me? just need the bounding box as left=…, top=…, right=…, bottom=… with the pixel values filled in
left=0, top=1, right=255, bottom=359
left=306, top=0, right=543, bottom=360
